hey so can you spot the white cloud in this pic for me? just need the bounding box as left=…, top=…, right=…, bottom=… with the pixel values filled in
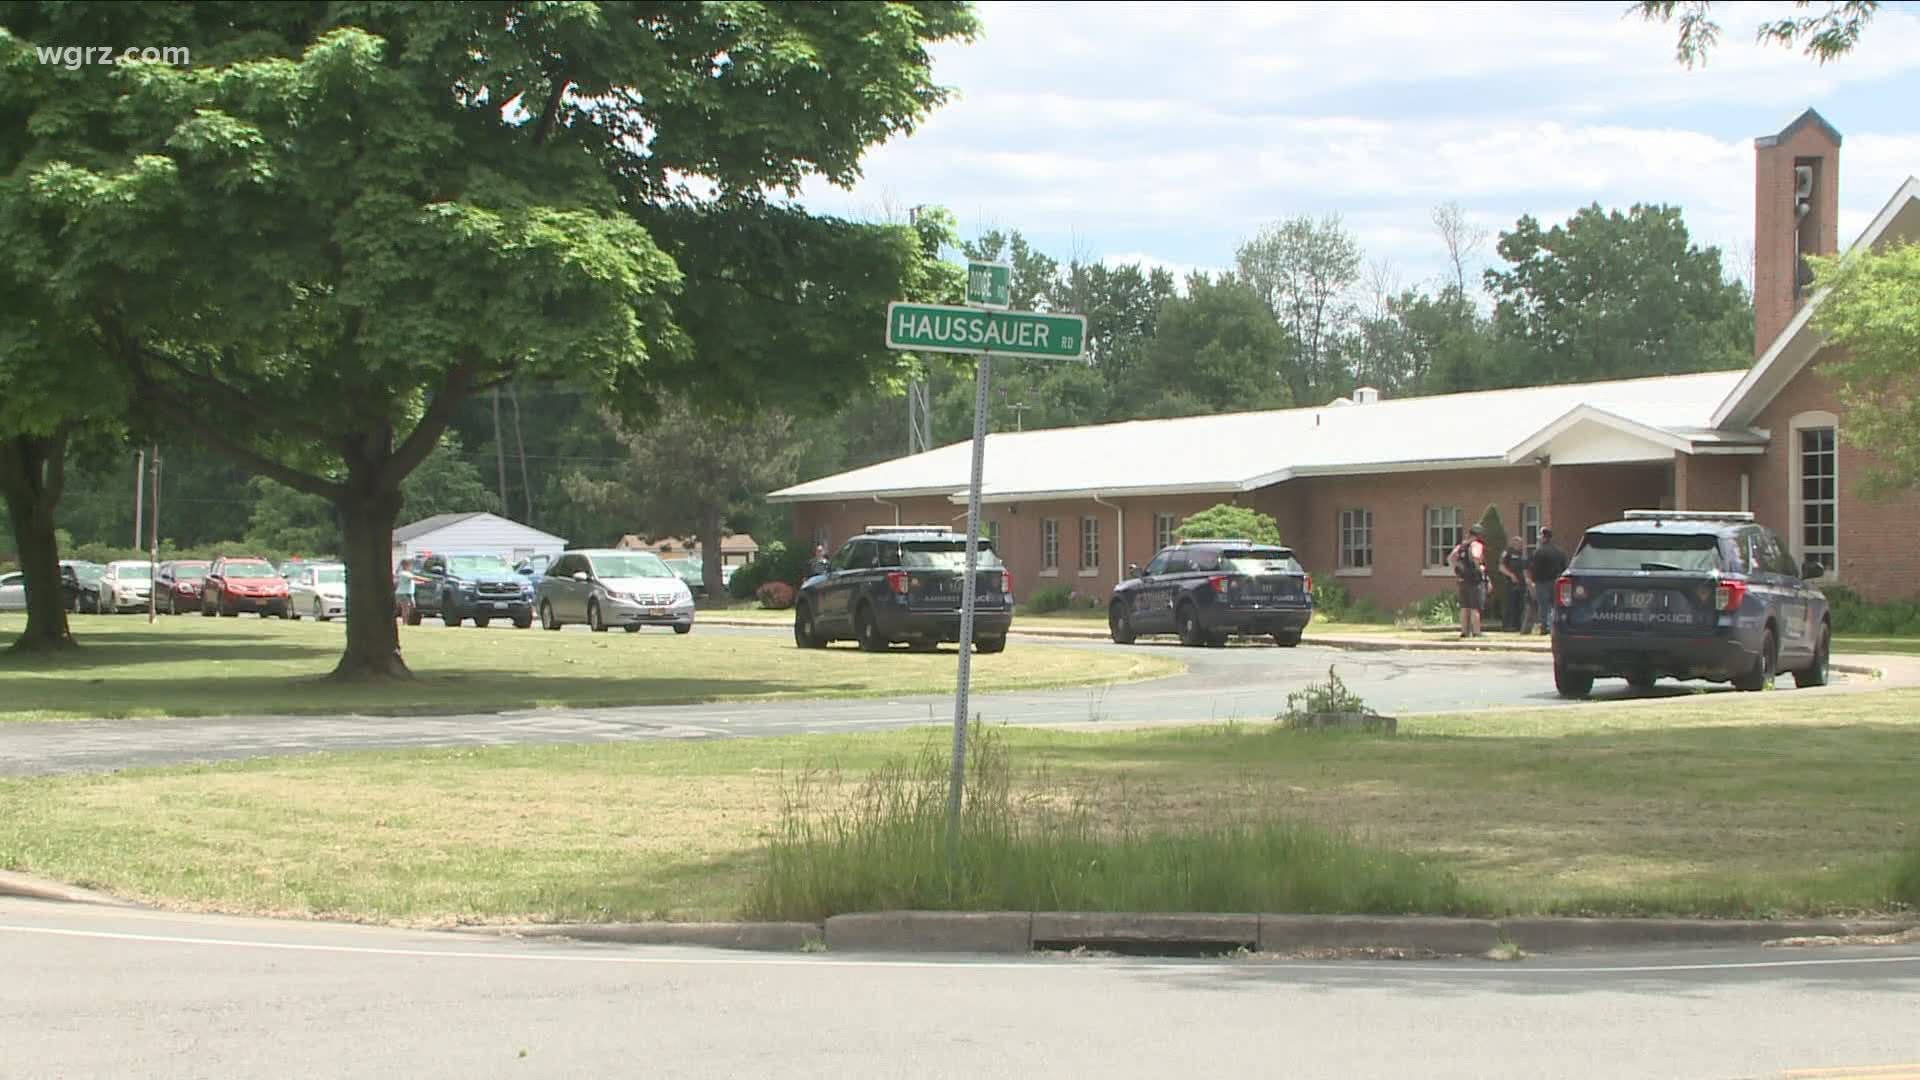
left=803, top=1, right=1920, bottom=288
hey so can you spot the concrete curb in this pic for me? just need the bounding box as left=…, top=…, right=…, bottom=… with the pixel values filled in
left=826, top=911, right=1033, bottom=954
left=494, top=921, right=823, bottom=951
left=0, top=870, right=137, bottom=907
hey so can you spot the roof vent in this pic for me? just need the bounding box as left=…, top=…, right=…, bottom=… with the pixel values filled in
left=1326, top=396, right=1353, bottom=407
left=1353, top=386, right=1381, bottom=404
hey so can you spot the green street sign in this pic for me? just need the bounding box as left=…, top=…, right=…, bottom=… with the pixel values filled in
left=886, top=302, right=1087, bottom=360
left=966, top=260, right=1011, bottom=310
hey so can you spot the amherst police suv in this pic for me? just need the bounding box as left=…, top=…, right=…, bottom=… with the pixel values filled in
left=793, top=526, right=1013, bottom=652
left=1551, top=510, right=1831, bottom=698
left=1109, top=539, right=1313, bottom=647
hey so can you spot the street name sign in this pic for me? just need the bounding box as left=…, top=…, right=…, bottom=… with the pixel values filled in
left=966, top=260, right=1011, bottom=309
left=886, top=302, right=1087, bottom=360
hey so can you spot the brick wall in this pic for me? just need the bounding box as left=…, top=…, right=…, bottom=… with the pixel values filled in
left=1747, top=354, right=1920, bottom=601
left=1754, top=117, right=1840, bottom=355
left=1541, top=462, right=1670, bottom=551
left=1673, top=453, right=1749, bottom=512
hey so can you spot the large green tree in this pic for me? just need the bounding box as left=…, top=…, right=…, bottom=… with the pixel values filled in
left=4, top=1, right=974, bottom=677
left=1485, top=204, right=1752, bottom=384
left=1809, top=241, right=1920, bottom=496
left=1235, top=215, right=1362, bottom=406
left=1116, top=274, right=1293, bottom=419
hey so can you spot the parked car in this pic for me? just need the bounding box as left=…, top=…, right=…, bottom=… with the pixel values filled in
left=155, top=560, right=210, bottom=615
left=201, top=556, right=289, bottom=618
left=661, top=556, right=707, bottom=600
left=287, top=562, right=348, bottom=622
left=1108, top=539, right=1313, bottom=647
left=1551, top=510, right=1830, bottom=698
left=793, top=526, right=1013, bottom=652
left=536, top=549, right=695, bottom=633
left=0, top=571, right=24, bottom=611
left=61, top=560, right=104, bottom=612
left=411, top=552, right=534, bottom=628
left=96, top=560, right=155, bottom=613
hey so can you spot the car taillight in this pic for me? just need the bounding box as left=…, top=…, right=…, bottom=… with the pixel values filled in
left=1000, top=569, right=1012, bottom=594
left=1555, top=576, right=1574, bottom=608
left=1715, top=579, right=1747, bottom=612
left=1303, top=573, right=1313, bottom=595
left=1208, top=575, right=1228, bottom=593
left=885, top=571, right=908, bottom=595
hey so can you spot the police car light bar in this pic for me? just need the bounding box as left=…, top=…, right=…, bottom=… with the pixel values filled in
left=1622, top=510, right=1755, bottom=522
left=863, top=524, right=952, bottom=534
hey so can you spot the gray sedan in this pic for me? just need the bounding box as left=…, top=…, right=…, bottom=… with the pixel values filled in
left=0, top=571, right=25, bottom=611
left=287, top=563, right=348, bottom=622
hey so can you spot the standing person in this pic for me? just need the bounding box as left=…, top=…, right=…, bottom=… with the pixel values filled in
left=1450, top=524, right=1489, bottom=639
left=1500, top=535, right=1528, bottom=632
left=1527, top=527, right=1570, bottom=636
left=807, top=544, right=831, bottom=578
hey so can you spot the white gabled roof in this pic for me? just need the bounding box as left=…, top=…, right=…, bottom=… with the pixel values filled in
left=1712, top=175, right=1920, bottom=429
left=769, top=370, right=1749, bottom=505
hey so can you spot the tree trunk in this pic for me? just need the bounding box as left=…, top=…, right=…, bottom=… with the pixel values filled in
left=699, top=505, right=726, bottom=604
left=330, top=478, right=409, bottom=680
left=0, top=434, right=77, bottom=654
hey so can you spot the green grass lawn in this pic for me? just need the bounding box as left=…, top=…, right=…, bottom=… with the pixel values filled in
left=1836, top=635, right=1920, bottom=656
left=3, top=686, right=1914, bottom=924
left=0, top=613, right=1180, bottom=724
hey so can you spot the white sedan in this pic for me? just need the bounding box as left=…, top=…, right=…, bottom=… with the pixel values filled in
left=0, top=571, right=25, bottom=611
left=287, top=563, right=348, bottom=622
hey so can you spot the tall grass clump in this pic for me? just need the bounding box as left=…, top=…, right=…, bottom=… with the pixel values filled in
left=1891, top=842, right=1920, bottom=910
left=745, top=724, right=1478, bottom=921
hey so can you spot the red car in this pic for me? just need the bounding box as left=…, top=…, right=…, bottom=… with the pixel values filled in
left=201, top=556, right=290, bottom=618
left=155, top=560, right=210, bottom=615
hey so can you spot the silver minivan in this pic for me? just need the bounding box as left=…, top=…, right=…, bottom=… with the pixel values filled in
left=535, top=549, right=695, bottom=634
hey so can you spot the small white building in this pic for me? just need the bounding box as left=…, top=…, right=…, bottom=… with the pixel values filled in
left=390, top=512, right=567, bottom=568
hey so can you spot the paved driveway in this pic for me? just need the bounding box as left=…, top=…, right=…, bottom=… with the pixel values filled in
left=0, top=625, right=1880, bottom=778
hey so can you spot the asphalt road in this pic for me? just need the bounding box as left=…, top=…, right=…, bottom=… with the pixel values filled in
left=4, top=899, right=1917, bottom=1080
left=0, top=625, right=1864, bottom=777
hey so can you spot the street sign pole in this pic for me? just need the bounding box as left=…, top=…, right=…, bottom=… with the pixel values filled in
left=886, top=263, right=1086, bottom=852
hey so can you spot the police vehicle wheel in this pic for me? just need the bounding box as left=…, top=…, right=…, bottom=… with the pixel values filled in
left=1176, top=604, right=1206, bottom=648
left=1272, top=632, right=1301, bottom=648
left=1627, top=670, right=1656, bottom=691
left=1733, top=629, right=1774, bottom=692
left=855, top=606, right=887, bottom=652
left=1108, top=603, right=1136, bottom=645
left=1794, top=623, right=1830, bottom=688
left=1554, top=660, right=1593, bottom=699
left=975, top=635, right=1006, bottom=654
left=793, top=604, right=826, bottom=648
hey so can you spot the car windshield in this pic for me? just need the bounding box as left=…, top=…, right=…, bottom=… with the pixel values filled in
left=222, top=560, right=276, bottom=577
left=316, top=568, right=346, bottom=585
left=589, top=553, right=674, bottom=579
left=899, top=541, right=1004, bottom=570
left=73, top=565, right=104, bottom=582
left=1570, top=533, right=1723, bottom=573
left=1218, top=549, right=1303, bottom=574
left=112, top=563, right=152, bottom=580
left=174, top=564, right=208, bottom=580
left=447, top=555, right=510, bottom=574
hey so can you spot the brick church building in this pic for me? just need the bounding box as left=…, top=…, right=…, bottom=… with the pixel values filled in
left=772, top=109, right=1919, bottom=610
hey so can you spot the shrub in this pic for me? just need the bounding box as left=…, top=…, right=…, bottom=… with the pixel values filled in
left=1280, top=665, right=1378, bottom=724
left=1026, top=584, right=1073, bottom=614
left=756, top=581, right=796, bottom=610
left=1394, top=590, right=1460, bottom=628
left=1175, top=503, right=1282, bottom=545
left=730, top=538, right=815, bottom=600
left=1824, top=584, right=1920, bottom=637
left=1477, top=504, right=1512, bottom=614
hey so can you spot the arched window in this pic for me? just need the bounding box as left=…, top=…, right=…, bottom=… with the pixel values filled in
left=1788, top=411, right=1838, bottom=575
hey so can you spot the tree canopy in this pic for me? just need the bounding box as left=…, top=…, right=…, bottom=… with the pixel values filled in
left=1175, top=504, right=1283, bottom=546
left=1634, top=1, right=1879, bottom=67
left=1809, top=241, right=1920, bottom=496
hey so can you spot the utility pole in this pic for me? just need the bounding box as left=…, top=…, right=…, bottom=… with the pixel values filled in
left=147, top=447, right=160, bottom=623
left=1008, top=401, right=1031, bottom=432
left=132, top=449, right=145, bottom=548
left=908, top=379, right=932, bottom=454
left=508, top=382, right=533, bottom=522
left=491, top=387, right=509, bottom=514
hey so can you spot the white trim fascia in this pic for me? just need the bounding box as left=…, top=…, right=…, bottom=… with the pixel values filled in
left=1288, top=457, right=1514, bottom=479
left=1711, top=176, right=1920, bottom=430
left=1687, top=445, right=1767, bottom=456
left=766, top=485, right=962, bottom=504
left=963, top=481, right=1246, bottom=505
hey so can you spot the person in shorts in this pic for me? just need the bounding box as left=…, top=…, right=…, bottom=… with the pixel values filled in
left=1451, top=524, right=1489, bottom=639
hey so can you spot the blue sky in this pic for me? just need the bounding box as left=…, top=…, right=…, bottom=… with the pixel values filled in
left=799, top=1, right=1920, bottom=294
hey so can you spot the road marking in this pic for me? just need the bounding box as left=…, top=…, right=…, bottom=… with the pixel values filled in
left=4, top=921, right=1920, bottom=977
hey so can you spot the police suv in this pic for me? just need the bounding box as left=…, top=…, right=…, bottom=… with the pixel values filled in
left=1551, top=510, right=1831, bottom=698
left=793, top=526, right=1014, bottom=652
left=1109, top=539, right=1313, bottom=647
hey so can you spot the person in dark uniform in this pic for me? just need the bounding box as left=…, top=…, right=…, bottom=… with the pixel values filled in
left=1526, top=528, right=1570, bottom=636
left=1500, top=535, right=1528, bottom=632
